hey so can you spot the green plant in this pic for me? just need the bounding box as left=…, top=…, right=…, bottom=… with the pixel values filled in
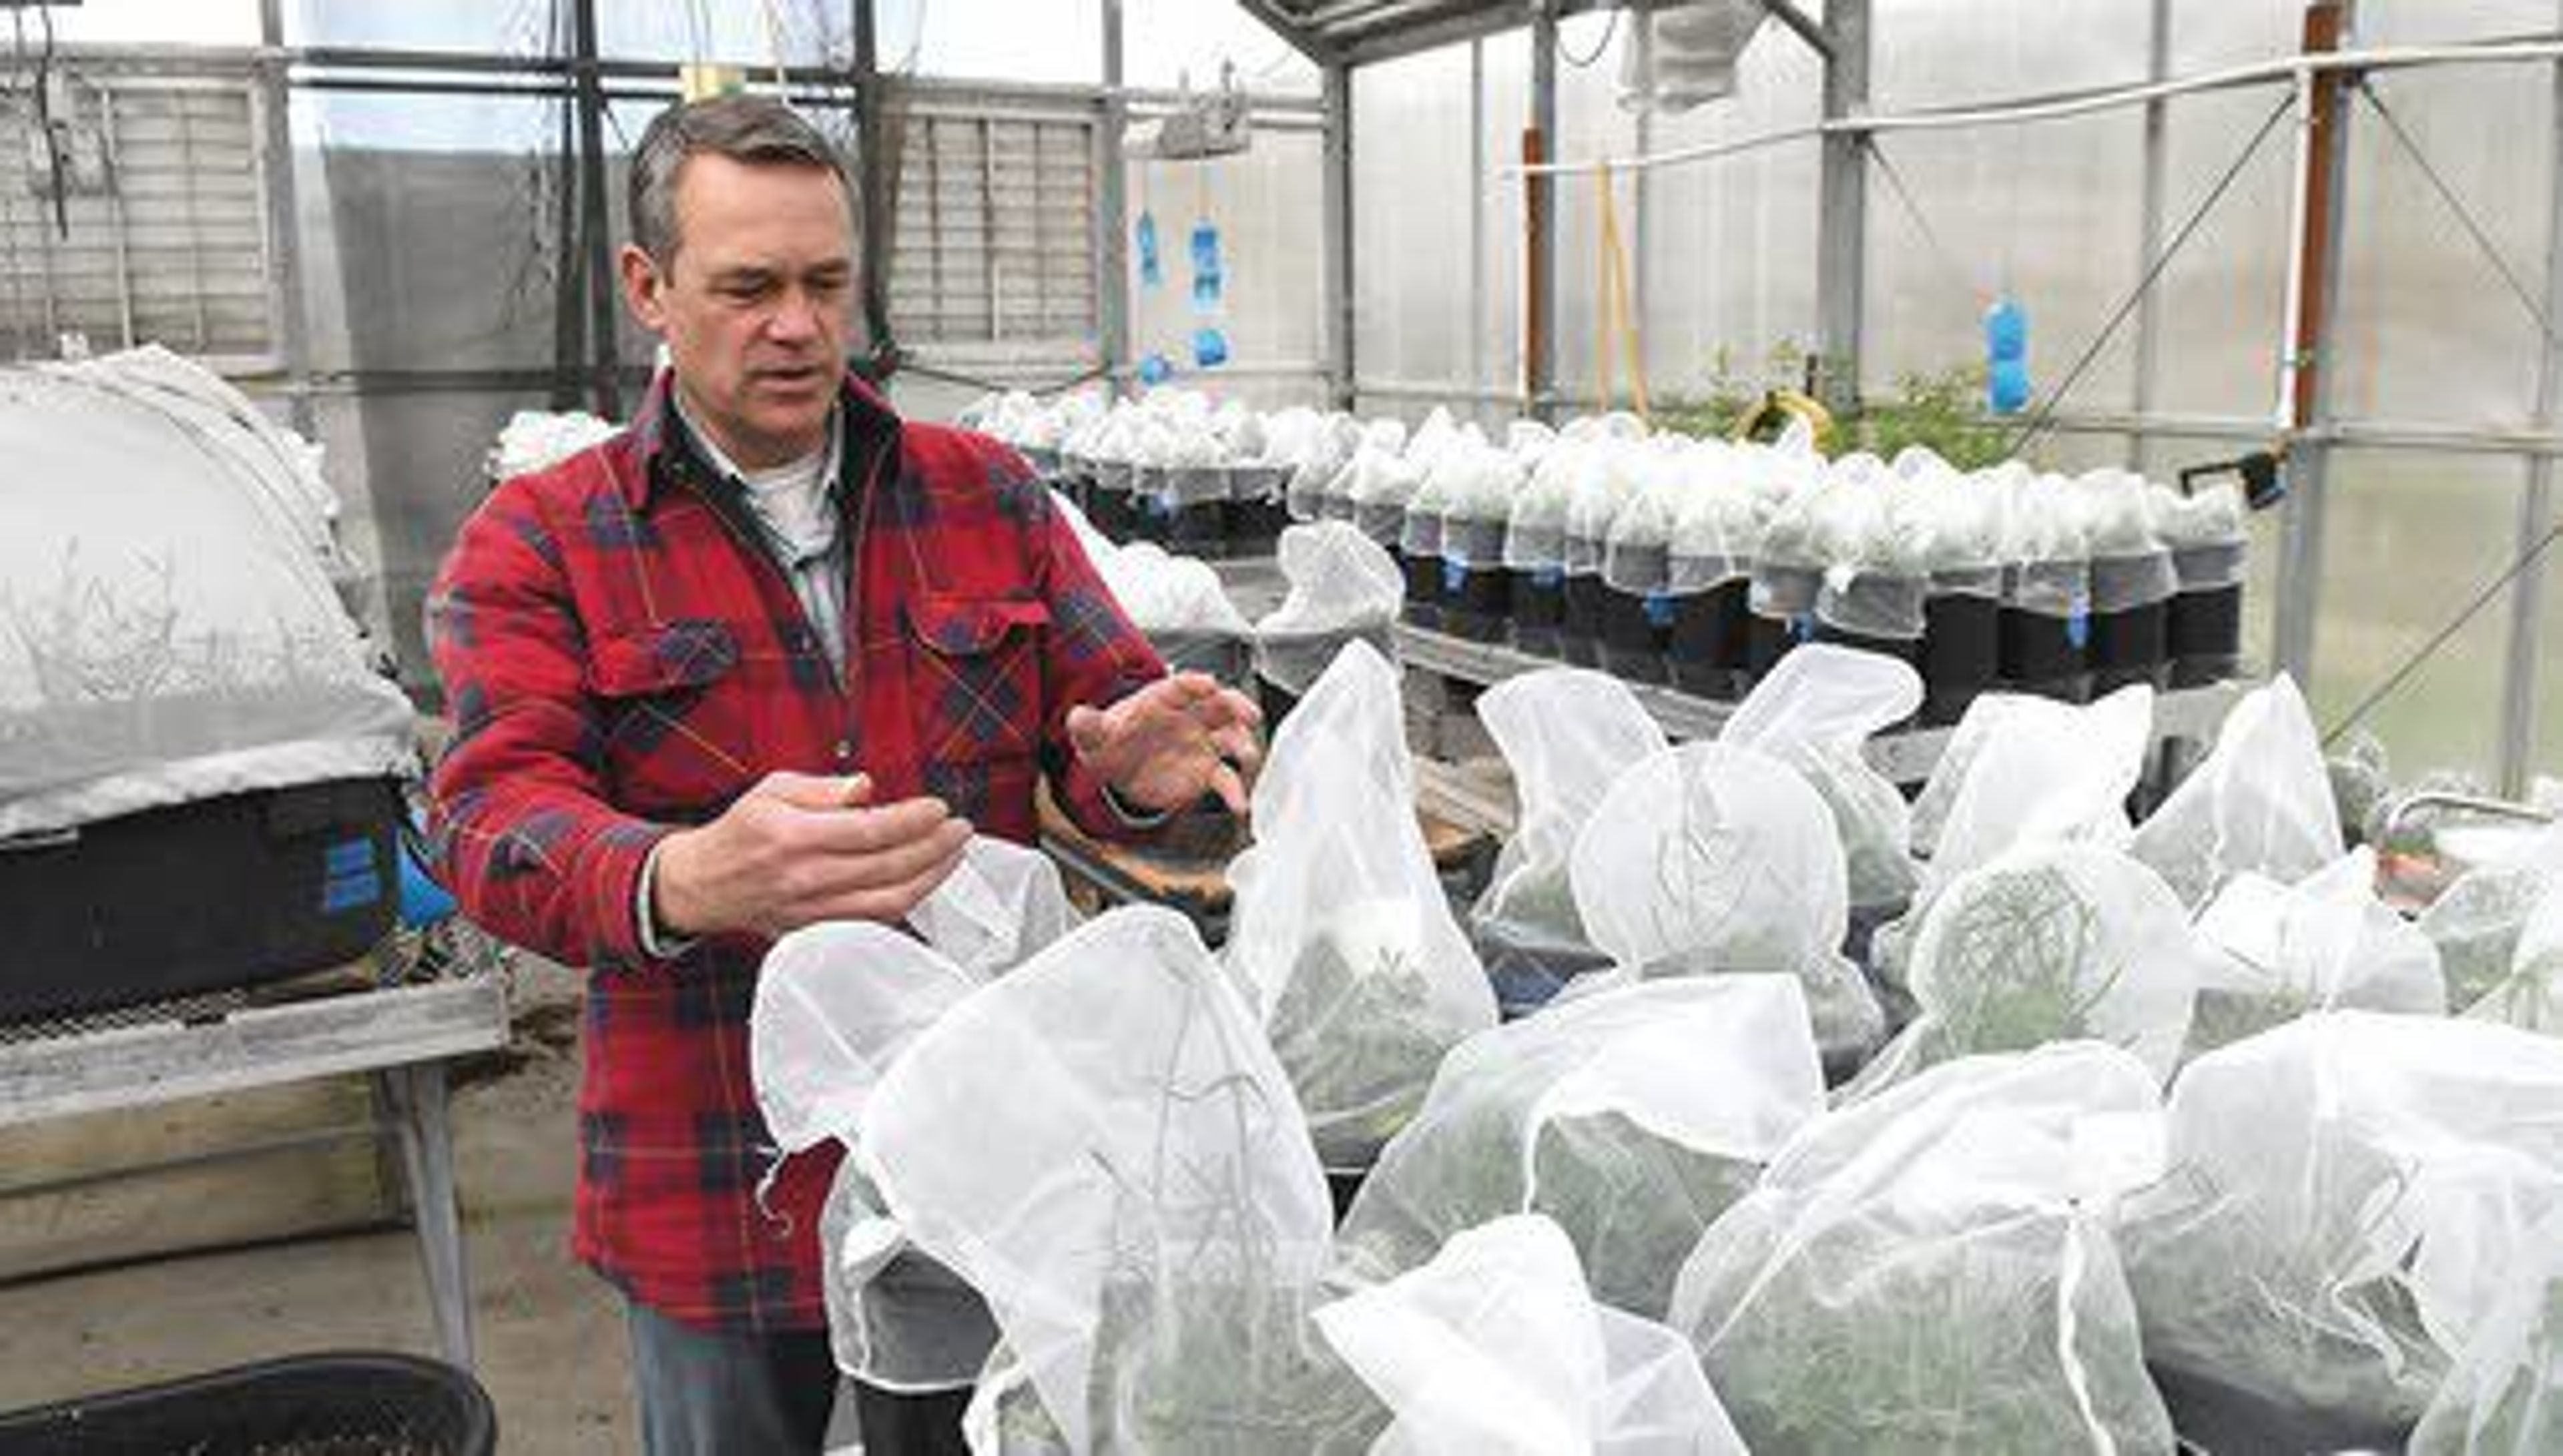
left=1268, top=921, right=1462, bottom=1170
left=1853, top=364, right=2012, bottom=470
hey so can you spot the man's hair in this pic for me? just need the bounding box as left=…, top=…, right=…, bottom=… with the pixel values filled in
left=627, top=95, right=849, bottom=264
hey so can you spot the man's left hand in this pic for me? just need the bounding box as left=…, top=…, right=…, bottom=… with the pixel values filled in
left=1066, top=671, right=1264, bottom=818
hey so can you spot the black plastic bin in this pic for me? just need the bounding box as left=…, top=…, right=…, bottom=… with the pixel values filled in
left=0, top=1352, right=497, bottom=1455
left=1599, top=542, right=1673, bottom=685
left=2169, top=578, right=2245, bottom=688
left=1666, top=577, right=1751, bottom=700
left=1438, top=518, right=1514, bottom=644
left=1746, top=564, right=1821, bottom=683
left=2088, top=554, right=2173, bottom=693
left=1512, top=565, right=1569, bottom=657
left=2148, top=1363, right=2411, bottom=1456
left=0, top=776, right=401, bottom=1024
left=1398, top=514, right=1446, bottom=630
left=1921, top=586, right=2002, bottom=727
left=1088, top=462, right=1136, bottom=541
left=1560, top=571, right=1608, bottom=667
left=2000, top=607, right=2092, bottom=703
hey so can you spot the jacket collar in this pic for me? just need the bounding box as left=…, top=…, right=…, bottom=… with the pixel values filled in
left=621, top=364, right=903, bottom=510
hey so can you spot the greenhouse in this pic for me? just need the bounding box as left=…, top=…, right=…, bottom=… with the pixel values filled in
left=1, top=1, right=2560, bottom=1452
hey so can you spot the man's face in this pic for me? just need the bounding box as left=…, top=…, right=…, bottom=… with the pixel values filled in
left=620, top=153, right=854, bottom=470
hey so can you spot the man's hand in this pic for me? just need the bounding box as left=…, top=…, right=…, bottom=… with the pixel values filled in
left=652, top=771, right=972, bottom=941
left=1066, top=671, right=1265, bottom=817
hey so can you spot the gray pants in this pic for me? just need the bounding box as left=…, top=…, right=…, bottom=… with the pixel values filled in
left=623, top=1301, right=970, bottom=1456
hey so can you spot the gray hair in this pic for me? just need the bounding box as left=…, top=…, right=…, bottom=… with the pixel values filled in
left=627, top=95, right=849, bottom=264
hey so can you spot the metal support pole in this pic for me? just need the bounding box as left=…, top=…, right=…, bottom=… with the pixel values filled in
left=1095, top=0, right=1129, bottom=396
left=1815, top=0, right=1870, bottom=416
left=1527, top=0, right=1559, bottom=419
left=1468, top=37, right=1486, bottom=404
left=852, top=0, right=898, bottom=378
left=1323, top=60, right=1356, bottom=410
left=2128, top=0, right=2173, bottom=471
left=254, top=0, right=316, bottom=440
left=2273, top=1, right=2353, bottom=686
left=571, top=0, right=620, bottom=419
left=2499, top=18, right=2563, bottom=795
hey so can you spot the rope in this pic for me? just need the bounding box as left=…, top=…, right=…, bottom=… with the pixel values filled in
left=1557, top=9, right=1623, bottom=71
left=2321, top=514, right=2563, bottom=747
left=1591, top=163, right=1649, bottom=420
left=1998, top=93, right=2295, bottom=460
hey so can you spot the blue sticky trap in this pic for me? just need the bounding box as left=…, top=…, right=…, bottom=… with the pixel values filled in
left=1137, top=352, right=1173, bottom=385
left=1442, top=559, right=1469, bottom=593
left=1644, top=592, right=1677, bottom=629
left=1190, top=222, right=1223, bottom=312
left=1137, top=211, right=1162, bottom=288
left=1192, top=326, right=1229, bottom=369
left=323, top=867, right=383, bottom=915
left=2067, top=608, right=2092, bottom=651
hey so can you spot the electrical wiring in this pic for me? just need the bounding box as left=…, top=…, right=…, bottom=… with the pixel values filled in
left=1556, top=9, right=1621, bottom=71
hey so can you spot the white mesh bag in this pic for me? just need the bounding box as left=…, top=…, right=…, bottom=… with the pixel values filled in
left=2421, top=823, right=2563, bottom=1023
left=1569, top=740, right=1884, bottom=1066
left=2472, top=878, right=2563, bottom=1034
left=1717, top=643, right=1924, bottom=913
left=2128, top=674, right=2343, bottom=911
left=1255, top=521, right=1404, bottom=697
left=1669, top=1042, right=2177, bottom=1455
left=1227, top=640, right=1497, bottom=1168
left=1847, top=844, right=2208, bottom=1098
left=1336, top=976, right=1822, bottom=1322
left=1315, top=1214, right=1749, bottom=1456
left=860, top=906, right=1385, bottom=1453
left=907, top=835, right=1081, bottom=983
left=750, top=922, right=996, bottom=1390
left=2120, top=1013, right=2563, bottom=1437
left=2409, top=1205, right=2563, bottom=1456
left=0, top=353, right=415, bottom=836
left=2187, top=847, right=2446, bottom=1054
left=1468, top=667, right=1670, bottom=953
left=1923, top=683, right=2154, bottom=888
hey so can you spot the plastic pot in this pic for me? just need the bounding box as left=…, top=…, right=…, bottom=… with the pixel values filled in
left=2169, top=581, right=2245, bottom=689
left=1438, top=518, right=1513, bottom=644
left=1511, top=565, right=1569, bottom=657
left=1560, top=571, right=1607, bottom=667
left=1920, top=591, right=2001, bottom=727
left=1667, top=579, right=1751, bottom=699
left=1999, top=607, right=2092, bottom=703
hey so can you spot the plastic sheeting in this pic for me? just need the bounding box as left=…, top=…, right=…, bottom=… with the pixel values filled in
left=1847, top=844, right=2207, bottom=1097
left=2121, top=1013, right=2563, bottom=1436
left=0, top=347, right=415, bottom=837
left=858, top=907, right=1382, bottom=1453
left=1314, top=1214, right=1749, bottom=1456
left=1468, top=667, right=1670, bottom=955
left=1717, top=644, right=1923, bottom=913
left=2188, top=847, right=2447, bottom=1054
left=1226, top=641, right=1496, bottom=1169
left=1336, top=977, right=1823, bottom=1323
left=2128, top=675, right=2343, bottom=911
left=1670, top=1042, right=2176, bottom=1455
left=1569, top=740, right=1884, bottom=1065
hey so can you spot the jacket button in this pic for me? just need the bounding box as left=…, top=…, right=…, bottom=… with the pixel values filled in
left=833, top=741, right=853, bottom=761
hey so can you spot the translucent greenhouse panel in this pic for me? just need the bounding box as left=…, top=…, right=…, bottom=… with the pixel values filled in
left=1544, top=13, right=1640, bottom=410
left=1639, top=28, right=1822, bottom=407
left=1123, top=0, right=1320, bottom=96
left=1871, top=0, right=2153, bottom=111
left=1861, top=113, right=2146, bottom=414
left=2333, top=65, right=2554, bottom=430
left=286, top=0, right=534, bottom=47
left=2356, top=0, right=2563, bottom=47
left=2166, top=0, right=2296, bottom=71
left=2540, top=547, right=2563, bottom=794
left=1128, top=129, right=1325, bottom=396
left=2143, top=89, right=2297, bottom=420
left=873, top=0, right=1100, bottom=85
left=597, top=0, right=856, bottom=69
left=1353, top=46, right=1475, bottom=403
left=2309, top=451, right=2530, bottom=784
left=1477, top=31, right=1534, bottom=408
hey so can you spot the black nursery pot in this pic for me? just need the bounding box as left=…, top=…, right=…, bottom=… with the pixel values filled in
left=1810, top=619, right=1921, bottom=667
left=2088, top=601, right=2169, bottom=693
left=1921, top=592, right=2001, bottom=727
left=1560, top=571, right=1608, bottom=666
left=1512, top=566, right=1569, bottom=656
left=1438, top=518, right=1514, bottom=643
left=1667, top=579, right=1751, bottom=699
left=1166, top=500, right=1229, bottom=555
left=1400, top=545, right=1445, bottom=629
left=2169, top=582, right=2245, bottom=687
left=2000, top=607, right=2092, bottom=703
left=1227, top=496, right=1290, bottom=555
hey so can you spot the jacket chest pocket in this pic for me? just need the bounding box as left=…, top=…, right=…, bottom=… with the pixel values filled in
left=903, top=593, right=1049, bottom=768
left=588, top=618, right=753, bottom=815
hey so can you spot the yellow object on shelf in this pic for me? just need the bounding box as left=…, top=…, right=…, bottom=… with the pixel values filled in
left=1735, top=388, right=1837, bottom=454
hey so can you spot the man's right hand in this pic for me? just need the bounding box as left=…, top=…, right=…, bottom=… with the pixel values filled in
left=651, top=771, right=972, bottom=941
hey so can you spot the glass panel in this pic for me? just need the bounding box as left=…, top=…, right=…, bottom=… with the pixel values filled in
left=288, top=0, right=540, bottom=48
left=2538, top=522, right=2563, bottom=796
left=2332, top=63, right=2554, bottom=429
left=880, top=0, right=1099, bottom=85
left=42, top=0, right=259, bottom=45
left=2145, top=87, right=2295, bottom=420
left=1353, top=44, right=1472, bottom=400
left=1123, top=0, right=1318, bottom=96
left=2307, top=450, right=2529, bottom=783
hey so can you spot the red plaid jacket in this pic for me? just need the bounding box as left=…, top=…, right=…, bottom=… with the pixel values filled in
left=424, top=370, right=1165, bottom=1332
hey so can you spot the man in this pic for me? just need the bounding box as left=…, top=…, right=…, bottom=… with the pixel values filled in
left=424, top=94, right=1260, bottom=1455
